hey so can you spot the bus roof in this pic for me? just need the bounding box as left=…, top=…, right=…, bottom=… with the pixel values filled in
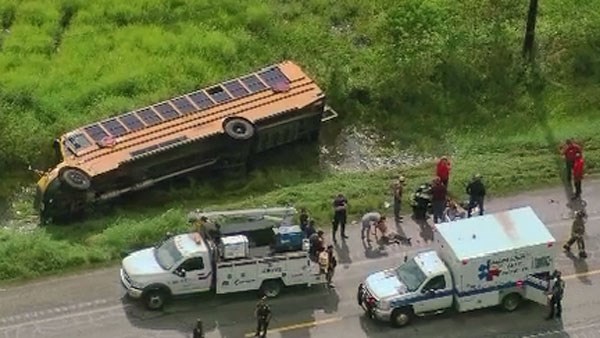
left=59, top=60, right=324, bottom=175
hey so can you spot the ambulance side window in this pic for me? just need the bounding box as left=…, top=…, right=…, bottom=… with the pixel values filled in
left=424, top=275, right=446, bottom=291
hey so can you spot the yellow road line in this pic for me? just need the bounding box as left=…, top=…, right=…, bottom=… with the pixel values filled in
left=244, top=317, right=342, bottom=337
left=244, top=269, right=600, bottom=336
left=563, top=268, right=600, bottom=280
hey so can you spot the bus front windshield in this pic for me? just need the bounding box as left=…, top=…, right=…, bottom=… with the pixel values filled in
left=395, top=258, right=427, bottom=292
left=155, top=237, right=184, bottom=270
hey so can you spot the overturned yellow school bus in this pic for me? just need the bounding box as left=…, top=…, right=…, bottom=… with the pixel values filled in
left=34, top=61, right=337, bottom=224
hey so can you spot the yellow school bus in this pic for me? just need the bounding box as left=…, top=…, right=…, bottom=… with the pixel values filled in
left=34, top=61, right=337, bottom=224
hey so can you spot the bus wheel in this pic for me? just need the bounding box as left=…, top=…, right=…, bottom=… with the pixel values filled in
left=223, top=117, right=255, bottom=141
left=59, top=167, right=91, bottom=191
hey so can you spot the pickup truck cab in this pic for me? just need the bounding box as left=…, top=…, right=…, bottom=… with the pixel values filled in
left=358, top=206, right=556, bottom=327
left=121, top=207, right=324, bottom=310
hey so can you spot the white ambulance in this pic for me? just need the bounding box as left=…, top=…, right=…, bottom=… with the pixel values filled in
left=120, top=208, right=324, bottom=310
left=358, top=206, right=557, bottom=327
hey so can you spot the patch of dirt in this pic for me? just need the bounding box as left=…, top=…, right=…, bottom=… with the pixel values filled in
left=320, top=126, right=434, bottom=172
left=0, top=186, right=37, bottom=232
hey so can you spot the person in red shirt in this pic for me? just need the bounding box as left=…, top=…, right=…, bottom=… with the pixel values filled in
left=562, top=139, right=582, bottom=185
left=436, top=156, right=451, bottom=187
left=572, top=152, right=584, bottom=199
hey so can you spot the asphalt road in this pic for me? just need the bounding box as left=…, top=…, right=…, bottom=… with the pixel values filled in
left=1, top=181, right=600, bottom=338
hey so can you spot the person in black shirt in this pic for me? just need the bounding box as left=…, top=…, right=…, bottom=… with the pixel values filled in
left=332, top=193, right=348, bottom=241
left=546, top=270, right=565, bottom=319
left=192, top=319, right=204, bottom=338
left=299, top=208, right=309, bottom=232
left=305, top=220, right=317, bottom=238
left=255, top=296, right=272, bottom=337
left=466, top=174, right=486, bottom=217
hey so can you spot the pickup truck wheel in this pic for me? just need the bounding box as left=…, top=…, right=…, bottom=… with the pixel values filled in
left=501, top=293, right=522, bottom=312
left=260, top=280, right=282, bottom=298
left=144, top=289, right=167, bottom=311
left=391, top=308, right=413, bottom=328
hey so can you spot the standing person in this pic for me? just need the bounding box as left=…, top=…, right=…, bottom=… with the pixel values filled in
left=561, top=139, right=582, bottom=186
left=391, top=176, right=406, bottom=224
left=309, top=229, right=325, bottom=261
left=466, top=174, right=486, bottom=217
left=332, top=193, right=349, bottom=241
left=325, top=245, right=337, bottom=288
left=572, top=152, right=584, bottom=200
left=431, top=177, right=447, bottom=223
left=254, top=296, right=272, bottom=338
left=436, top=156, right=451, bottom=187
left=298, top=208, right=309, bottom=232
left=545, top=270, right=565, bottom=320
left=305, top=219, right=317, bottom=238
left=192, top=319, right=204, bottom=338
left=563, top=210, right=587, bottom=258
left=361, top=212, right=384, bottom=243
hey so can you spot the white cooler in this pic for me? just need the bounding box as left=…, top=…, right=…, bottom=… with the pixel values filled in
left=220, top=235, right=250, bottom=259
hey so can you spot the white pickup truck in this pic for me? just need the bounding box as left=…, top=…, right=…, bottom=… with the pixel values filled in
left=120, top=207, right=325, bottom=310
left=358, top=206, right=557, bottom=327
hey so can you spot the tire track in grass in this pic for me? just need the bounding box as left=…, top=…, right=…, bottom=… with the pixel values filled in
left=0, top=4, right=17, bottom=52
left=51, top=1, right=78, bottom=53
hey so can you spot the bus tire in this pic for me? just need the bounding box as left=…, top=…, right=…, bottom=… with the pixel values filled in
left=223, top=117, right=255, bottom=141
left=59, top=167, right=91, bottom=191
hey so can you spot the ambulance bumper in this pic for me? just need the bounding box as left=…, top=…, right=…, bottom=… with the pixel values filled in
left=358, top=283, right=392, bottom=322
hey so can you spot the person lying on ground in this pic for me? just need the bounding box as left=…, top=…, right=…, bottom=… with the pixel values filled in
left=445, top=200, right=467, bottom=222
left=373, top=219, right=412, bottom=246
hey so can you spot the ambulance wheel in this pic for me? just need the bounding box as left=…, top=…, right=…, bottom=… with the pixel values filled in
left=391, top=307, right=413, bottom=327
left=143, top=289, right=168, bottom=311
left=501, top=293, right=522, bottom=312
left=260, top=279, right=282, bottom=298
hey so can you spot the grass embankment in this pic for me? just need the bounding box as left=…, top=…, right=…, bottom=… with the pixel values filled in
left=1, top=0, right=600, bottom=282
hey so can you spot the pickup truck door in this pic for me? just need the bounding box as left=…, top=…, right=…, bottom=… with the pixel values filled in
left=413, top=274, right=454, bottom=314
left=172, top=256, right=212, bottom=294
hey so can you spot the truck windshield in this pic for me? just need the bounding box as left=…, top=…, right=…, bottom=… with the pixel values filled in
left=155, top=237, right=184, bottom=270
left=395, top=258, right=427, bottom=292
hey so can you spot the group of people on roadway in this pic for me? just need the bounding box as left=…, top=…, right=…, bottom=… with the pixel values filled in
left=197, top=138, right=588, bottom=337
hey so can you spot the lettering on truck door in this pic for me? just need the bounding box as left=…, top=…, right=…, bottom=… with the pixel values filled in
left=173, top=256, right=212, bottom=293
left=413, top=274, right=453, bottom=314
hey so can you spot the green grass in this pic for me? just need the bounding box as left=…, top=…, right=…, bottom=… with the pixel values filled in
left=1, top=0, right=600, bottom=282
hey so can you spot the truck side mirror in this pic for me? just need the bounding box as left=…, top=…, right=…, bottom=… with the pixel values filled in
left=422, top=288, right=434, bottom=295
left=174, top=268, right=186, bottom=278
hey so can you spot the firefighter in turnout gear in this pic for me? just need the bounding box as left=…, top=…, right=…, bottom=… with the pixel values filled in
left=563, top=211, right=587, bottom=258
left=254, top=296, right=272, bottom=337
left=546, top=270, right=565, bottom=319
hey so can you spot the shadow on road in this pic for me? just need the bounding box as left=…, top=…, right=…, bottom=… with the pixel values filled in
left=334, top=238, right=352, bottom=268
left=123, top=284, right=339, bottom=337
left=357, top=302, right=564, bottom=338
